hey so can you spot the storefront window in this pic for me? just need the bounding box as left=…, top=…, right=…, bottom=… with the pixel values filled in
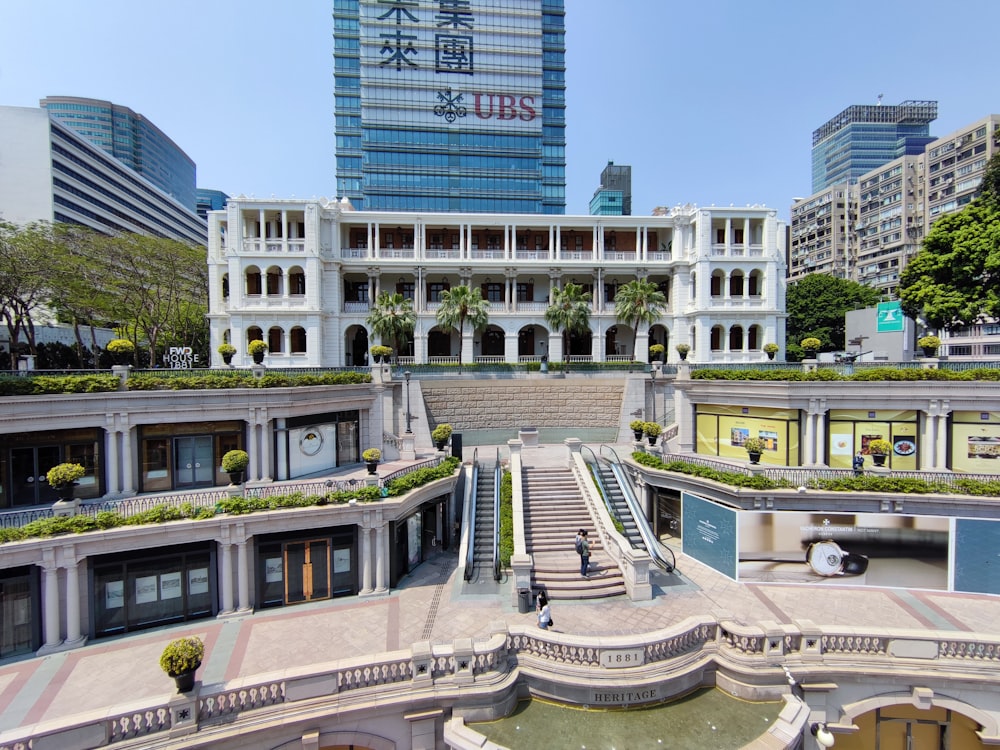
left=0, top=568, right=37, bottom=657
left=695, top=405, right=800, bottom=466
left=257, top=529, right=356, bottom=609
left=92, top=546, right=214, bottom=637
left=828, top=410, right=917, bottom=470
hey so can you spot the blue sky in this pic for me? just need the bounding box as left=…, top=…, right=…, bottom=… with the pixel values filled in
left=1, top=0, right=996, bottom=219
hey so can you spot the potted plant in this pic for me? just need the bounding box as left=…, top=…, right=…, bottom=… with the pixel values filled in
left=800, top=337, right=821, bottom=359
left=362, top=447, right=382, bottom=474
left=649, top=343, right=665, bottom=362
left=675, top=343, right=690, bottom=361
left=248, top=339, right=267, bottom=364
left=431, top=423, right=453, bottom=451
left=46, top=462, right=85, bottom=501
left=159, top=636, right=204, bottom=693
left=742, top=436, right=767, bottom=464
left=917, top=335, right=941, bottom=358
left=629, top=419, right=645, bottom=441
left=763, top=343, right=780, bottom=361
left=107, top=338, right=135, bottom=366
left=370, top=344, right=393, bottom=364
left=642, top=421, right=662, bottom=445
left=218, top=342, right=237, bottom=365
left=868, top=438, right=892, bottom=467
left=221, top=449, right=249, bottom=485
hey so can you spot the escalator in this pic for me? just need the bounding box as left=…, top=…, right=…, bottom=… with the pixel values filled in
left=463, top=449, right=503, bottom=583
left=586, top=445, right=676, bottom=573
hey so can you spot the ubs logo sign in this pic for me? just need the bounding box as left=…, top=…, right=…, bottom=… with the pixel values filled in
left=433, top=89, right=537, bottom=123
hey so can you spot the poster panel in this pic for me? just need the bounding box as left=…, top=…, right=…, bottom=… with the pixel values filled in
left=159, top=571, right=182, bottom=600
left=105, top=580, right=124, bottom=610
left=334, top=548, right=351, bottom=574
left=951, top=415, right=1000, bottom=473
left=681, top=492, right=737, bottom=580
left=407, top=513, right=422, bottom=568
left=265, top=557, right=283, bottom=584
left=737, top=511, right=949, bottom=589
left=953, top=519, right=1000, bottom=595
left=188, top=568, right=209, bottom=596
left=135, top=575, right=158, bottom=604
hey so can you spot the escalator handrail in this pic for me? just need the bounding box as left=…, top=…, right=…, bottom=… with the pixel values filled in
left=463, top=447, right=479, bottom=580
left=492, top=447, right=502, bottom=581
left=598, top=445, right=675, bottom=573
left=581, top=444, right=626, bottom=530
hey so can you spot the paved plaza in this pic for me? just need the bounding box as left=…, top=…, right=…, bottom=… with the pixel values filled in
left=2, top=443, right=999, bottom=736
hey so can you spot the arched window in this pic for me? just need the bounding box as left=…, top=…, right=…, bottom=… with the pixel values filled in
left=729, top=271, right=744, bottom=297
left=748, top=270, right=762, bottom=296
left=289, top=267, right=306, bottom=296
left=246, top=327, right=263, bottom=348
left=711, top=326, right=724, bottom=351
left=290, top=326, right=307, bottom=353
left=266, top=266, right=282, bottom=296
left=245, top=267, right=262, bottom=296
left=268, top=327, right=284, bottom=353
left=729, top=326, right=744, bottom=351
left=222, top=274, right=230, bottom=299
left=748, top=325, right=761, bottom=350
left=710, top=271, right=724, bottom=297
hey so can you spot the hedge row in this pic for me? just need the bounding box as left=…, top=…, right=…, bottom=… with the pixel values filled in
left=691, top=367, right=1000, bottom=382
left=499, top=470, right=513, bottom=566
left=0, top=457, right=460, bottom=545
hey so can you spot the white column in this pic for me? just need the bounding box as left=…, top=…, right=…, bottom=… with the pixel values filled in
left=804, top=410, right=816, bottom=465
left=260, top=413, right=272, bottom=481
left=219, top=541, right=234, bottom=614
left=815, top=410, right=827, bottom=466
left=361, top=525, right=373, bottom=594
left=63, top=547, right=85, bottom=646
left=375, top=523, right=388, bottom=593
left=246, top=414, right=258, bottom=482
left=41, top=551, right=61, bottom=651
left=120, top=420, right=134, bottom=494
left=935, top=412, right=949, bottom=469
left=237, top=540, right=250, bottom=611
left=920, top=410, right=935, bottom=469
left=105, top=419, right=120, bottom=495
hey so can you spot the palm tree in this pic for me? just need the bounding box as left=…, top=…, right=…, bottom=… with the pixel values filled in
left=544, top=282, right=591, bottom=372
left=613, top=279, right=667, bottom=360
left=366, top=292, right=415, bottom=363
left=435, top=285, right=489, bottom=370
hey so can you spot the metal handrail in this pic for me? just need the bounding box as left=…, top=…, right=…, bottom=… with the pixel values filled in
left=492, top=447, right=502, bottom=581
left=580, top=444, right=625, bottom=529
left=599, top=444, right=676, bottom=572
left=463, top=447, right=478, bottom=581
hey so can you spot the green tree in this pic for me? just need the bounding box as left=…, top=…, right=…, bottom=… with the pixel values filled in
left=435, top=285, right=489, bottom=370
left=613, top=279, right=667, bottom=359
left=366, top=292, right=416, bottom=362
left=544, top=282, right=591, bottom=371
left=0, top=222, right=55, bottom=366
left=785, top=274, right=881, bottom=360
left=899, top=200, right=1000, bottom=330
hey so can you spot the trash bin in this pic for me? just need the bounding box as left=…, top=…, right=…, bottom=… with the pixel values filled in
left=517, top=588, right=532, bottom=614
left=540, top=355, right=548, bottom=374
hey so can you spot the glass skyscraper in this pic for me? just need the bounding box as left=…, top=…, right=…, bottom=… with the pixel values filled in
left=333, top=0, right=566, bottom=213
left=40, top=96, right=197, bottom=211
left=811, top=100, right=937, bottom=193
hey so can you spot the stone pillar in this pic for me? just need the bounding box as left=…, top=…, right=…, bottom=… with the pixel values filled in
left=62, top=546, right=86, bottom=647
left=815, top=410, right=826, bottom=465
left=120, top=419, right=135, bottom=494
left=375, top=521, right=389, bottom=593
left=246, top=416, right=259, bottom=483
left=40, top=550, right=62, bottom=653
left=259, top=414, right=272, bottom=482
left=105, top=418, right=120, bottom=495
left=804, top=410, right=816, bottom=466
left=935, top=411, right=949, bottom=470
left=360, top=524, right=374, bottom=595
left=219, top=539, right=235, bottom=614
left=237, top=538, right=251, bottom=611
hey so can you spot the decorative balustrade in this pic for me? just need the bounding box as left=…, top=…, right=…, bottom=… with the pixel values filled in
left=6, top=620, right=1000, bottom=750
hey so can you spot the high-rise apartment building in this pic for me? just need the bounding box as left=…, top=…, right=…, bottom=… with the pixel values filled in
left=788, top=183, right=854, bottom=282
left=589, top=161, right=631, bottom=216
left=333, top=0, right=566, bottom=213
left=811, top=100, right=937, bottom=193
left=925, top=114, right=1000, bottom=224
left=40, top=96, right=197, bottom=211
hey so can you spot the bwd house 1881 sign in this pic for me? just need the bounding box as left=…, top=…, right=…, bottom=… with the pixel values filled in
left=361, top=0, right=543, bottom=133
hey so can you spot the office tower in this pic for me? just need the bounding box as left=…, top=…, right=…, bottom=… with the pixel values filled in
left=811, top=99, right=937, bottom=193
left=333, top=0, right=566, bottom=213
left=0, top=106, right=206, bottom=245
left=39, top=96, right=197, bottom=211
left=197, top=189, right=230, bottom=221
left=590, top=161, right=631, bottom=216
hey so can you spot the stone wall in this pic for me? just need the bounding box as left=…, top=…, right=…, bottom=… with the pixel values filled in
left=419, top=379, right=624, bottom=431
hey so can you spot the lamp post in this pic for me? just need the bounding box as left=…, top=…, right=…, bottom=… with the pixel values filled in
left=404, top=371, right=412, bottom=434
left=650, top=367, right=657, bottom=424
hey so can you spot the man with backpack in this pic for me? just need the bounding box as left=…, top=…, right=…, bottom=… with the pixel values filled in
left=577, top=529, right=590, bottom=577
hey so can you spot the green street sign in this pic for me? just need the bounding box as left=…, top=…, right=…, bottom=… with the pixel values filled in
left=876, top=302, right=904, bottom=332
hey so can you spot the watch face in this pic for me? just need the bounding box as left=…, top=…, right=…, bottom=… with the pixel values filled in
left=807, top=541, right=844, bottom=576
left=299, top=428, right=324, bottom=456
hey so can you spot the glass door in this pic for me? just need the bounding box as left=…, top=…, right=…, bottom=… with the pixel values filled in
left=174, top=436, right=214, bottom=488
left=0, top=576, right=34, bottom=657
left=10, top=446, right=60, bottom=506
left=337, top=421, right=358, bottom=465
left=284, top=540, right=331, bottom=604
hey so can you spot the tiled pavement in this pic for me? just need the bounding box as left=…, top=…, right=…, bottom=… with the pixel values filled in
left=2, top=443, right=1000, bottom=735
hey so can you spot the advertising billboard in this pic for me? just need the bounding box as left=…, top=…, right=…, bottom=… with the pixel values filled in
left=681, top=492, right=738, bottom=580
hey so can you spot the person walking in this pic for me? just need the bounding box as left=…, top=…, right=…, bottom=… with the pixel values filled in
left=579, top=530, right=590, bottom=578
left=853, top=450, right=865, bottom=476
left=536, top=591, right=552, bottom=629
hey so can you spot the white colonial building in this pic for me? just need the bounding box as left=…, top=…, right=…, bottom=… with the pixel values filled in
left=207, top=199, right=787, bottom=368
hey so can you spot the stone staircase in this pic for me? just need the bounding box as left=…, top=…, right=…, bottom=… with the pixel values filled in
left=521, top=465, right=625, bottom=600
